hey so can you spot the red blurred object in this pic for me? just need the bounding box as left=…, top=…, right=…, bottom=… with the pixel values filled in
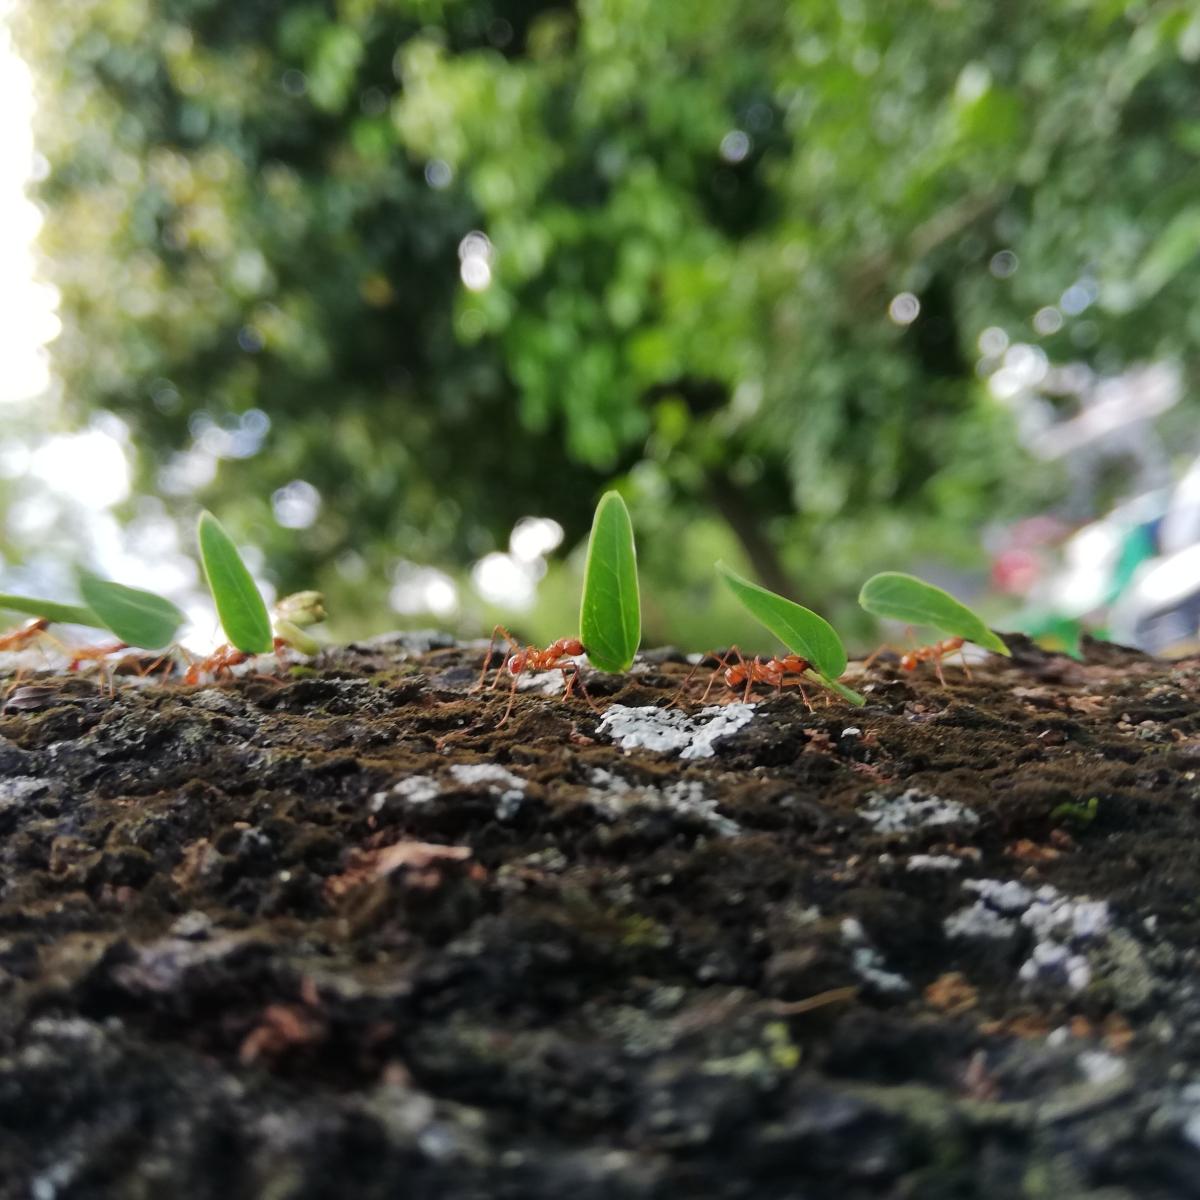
left=991, top=548, right=1043, bottom=596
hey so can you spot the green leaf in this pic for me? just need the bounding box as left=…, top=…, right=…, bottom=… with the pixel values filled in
left=579, top=491, right=641, bottom=673
left=1134, top=206, right=1200, bottom=301
left=196, top=511, right=274, bottom=654
left=0, top=593, right=102, bottom=628
left=716, top=562, right=849, bottom=681
left=858, top=572, right=1010, bottom=656
left=78, top=573, right=185, bottom=650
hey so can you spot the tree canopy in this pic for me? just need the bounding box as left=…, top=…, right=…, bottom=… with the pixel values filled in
left=16, top=0, right=1200, bottom=638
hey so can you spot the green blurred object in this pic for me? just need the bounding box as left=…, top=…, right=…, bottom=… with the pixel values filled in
left=0, top=593, right=101, bottom=630
left=15, top=0, right=1200, bottom=644
left=1010, top=611, right=1085, bottom=660
left=579, top=492, right=641, bottom=673
left=78, top=573, right=186, bottom=649
left=859, top=572, right=1010, bottom=655
left=197, top=512, right=274, bottom=654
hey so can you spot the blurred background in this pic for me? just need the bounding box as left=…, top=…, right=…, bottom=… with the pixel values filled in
left=4, top=0, right=1200, bottom=655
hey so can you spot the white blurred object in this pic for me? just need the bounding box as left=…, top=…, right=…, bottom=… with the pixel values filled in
left=1044, top=491, right=1164, bottom=619
left=1158, top=454, right=1200, bottom=556
left=1109, top=545, right=1200, bottom=653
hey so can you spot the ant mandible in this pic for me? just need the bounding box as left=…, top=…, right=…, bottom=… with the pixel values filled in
left=474, top=625, right=595, bottom=727
left=865, top=635, right=968, bottom=686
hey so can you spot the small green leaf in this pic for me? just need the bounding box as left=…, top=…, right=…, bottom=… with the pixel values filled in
left=78, top=573, right=185, bottom=650
left=858, top=572, right=1010, bottom=656
left=579, top=491, right=641, bottom=673
left=716, top=562, right=849, bottom=681
left=196, top=512, right=274, bottom=654
left=0, top=593, right=102, bottom=628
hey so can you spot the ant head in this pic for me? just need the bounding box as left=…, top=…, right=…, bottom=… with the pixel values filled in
left=562, top=638, right=584, bottom=657
left=507, top=651, right=528, bottom=674
left=900, top=654, right=918, bottom=671
left=724, top=665, right=746, bottom=686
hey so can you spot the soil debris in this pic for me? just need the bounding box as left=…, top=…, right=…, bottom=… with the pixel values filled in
left=0, top=636, right=1199, bottom=1197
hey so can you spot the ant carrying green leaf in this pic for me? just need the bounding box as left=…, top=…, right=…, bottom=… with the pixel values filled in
left=858, top=571, right=1010, bottom=684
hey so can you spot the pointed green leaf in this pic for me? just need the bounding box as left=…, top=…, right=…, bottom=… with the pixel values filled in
left=579, top=491, right=641, bottom=673
left=196, top=512, right=274, bottom=654
left=716, top=562, right=849, bottom=681
left=0, top=593, right=102, bottom=628
left=858, top=572, right=1010, bottom=656
left=78, top=573, right=185, bottom=650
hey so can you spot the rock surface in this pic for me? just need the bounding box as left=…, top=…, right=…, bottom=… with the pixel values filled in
left=1, top=635, right=1200, bottom=1198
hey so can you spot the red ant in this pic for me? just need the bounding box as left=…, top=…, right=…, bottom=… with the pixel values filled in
left=0, top=621, right=140, bottom=698
left=66, top=640, right=130, bottom=672
left=474, top=626, right=597, bottom=727
left=688, top=646, right=816, bottom=708
left=64, top=638, right=135, bottom=695
left=0, top=618, right=51, bottom=653
left=865, top=635, right=969, bottom=686
left=184, top=637, right=291, bottom=685
left=0, top=619, right=54, bottom=704
left=0, top=619, right=124, bottom=675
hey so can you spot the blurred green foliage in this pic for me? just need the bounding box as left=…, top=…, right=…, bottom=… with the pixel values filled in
left=15, top=0, right=1200, bottom=644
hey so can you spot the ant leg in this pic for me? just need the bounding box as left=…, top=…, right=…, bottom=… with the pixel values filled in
left=668, top=670, right=694, bottom=708
left=475, top=625, right=518, bottom=693
left=139, top=652, right=176, bottom=683
left=699, top=647, right=741, bottom=704
left=671, top=648, right=727, bottom=707
left=933, top=647, right=948, bottom=688
left=576, top=667, right=600, bottom=710
left=863, top=643, right=903, bottom=670
left=180, top=645, right=203, bottom=685
left=496, top=660, right=523, bottom=728
left=958, top=645, right=973, bottom=681
left=669, top=654, right=707, bottom=707
left=561, top=667, right=600, bottom=710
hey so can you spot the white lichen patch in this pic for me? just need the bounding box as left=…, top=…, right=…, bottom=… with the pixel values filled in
left=906, top=854, right=963, bottom=872
left=1179, top=1083, right=1200, bottom=1150
left=0, top=777, right=49, bottom=812
left=1077, top=1050, right=1126, bottom=1086
left=587, top=769, right=741, bottom=837
left=841, top=917, right=910, bottom=994
left=597, top=703, right=756, bottom=760
left=514, top=669, right=569, bottom=695
left=859, top=788, right=979, bottom=834
left=1020, top=941, right=1091, bottom=992
left=370, top=775, right=439, bottom=812
left=945, top=878, right=1113, bottom=993
left=370, top=764, right=529, bottom=820
left=448, top=763, right=528, bottom=819
left=943, top=902, right=1015, bottom=941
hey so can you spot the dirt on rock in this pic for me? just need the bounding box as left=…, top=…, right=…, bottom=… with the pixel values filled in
left=2, top=632, right=1200, bottom=1199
